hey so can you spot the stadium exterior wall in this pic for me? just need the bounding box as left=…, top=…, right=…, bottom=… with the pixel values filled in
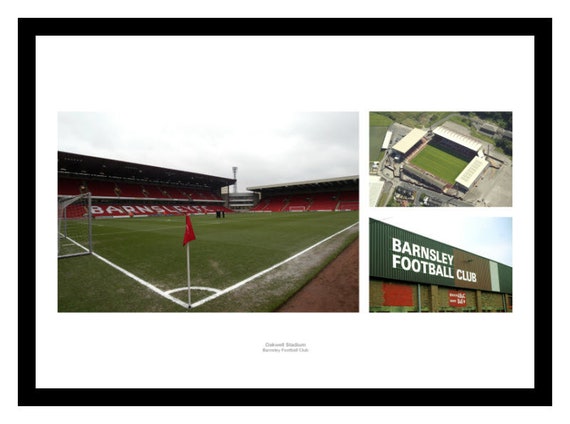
left=369, top=218, right=512, bottom=312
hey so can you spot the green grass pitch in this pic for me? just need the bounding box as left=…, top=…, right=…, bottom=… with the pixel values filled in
left=58, top=211, right=359, bottom=312
left=410, top=144, right=469, bottom=183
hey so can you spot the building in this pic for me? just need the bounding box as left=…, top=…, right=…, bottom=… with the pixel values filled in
left=369, top=218, right=512, bottom=312
left=454, top=156, right=490, bottom=191
left=369, top=175, right=384, bottom=207
left=226, top=191, right=258, bottom=211
left=391, top=128, right=428, bottom=158
left=381, top=129, right=392, bottom=150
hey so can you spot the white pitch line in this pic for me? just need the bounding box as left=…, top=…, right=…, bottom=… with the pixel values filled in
left=77, top=221, right=357, bottom=310
left=188, top=222, right=359, bottom=308
left=58, top=233, right=89, bottom=251
left=166, top=286, right=221, bottom=295
left=91, top=251, right=190, bottom=308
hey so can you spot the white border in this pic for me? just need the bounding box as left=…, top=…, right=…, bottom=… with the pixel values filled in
left=37, top=33, right=534, bottom=389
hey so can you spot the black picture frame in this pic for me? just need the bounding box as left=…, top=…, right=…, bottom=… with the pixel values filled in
left=18, top=17, right=552, bottom=407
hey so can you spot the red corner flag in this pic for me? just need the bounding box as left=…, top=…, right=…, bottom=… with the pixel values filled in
left=182, top=214, right=196, bottom=246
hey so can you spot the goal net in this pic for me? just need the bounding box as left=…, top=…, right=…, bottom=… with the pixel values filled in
left=58, top=192, right=93, bottom=259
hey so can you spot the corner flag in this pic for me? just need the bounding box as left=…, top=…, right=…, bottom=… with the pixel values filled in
left=183, top=214, right=196, bottom=246
left=182, top=214, right=196, bottom=308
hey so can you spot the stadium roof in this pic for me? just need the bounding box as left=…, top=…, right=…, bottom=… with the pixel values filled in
left=392, top=128, right=427, bottom=155
left=381, top=130, right=392, bottom=150
left=58, top=151, right=236, bottom=190
left=455, top=156, right=489, bottom=189
left=369, top=175, right=384, bottom=207
left=247, top=175, right=359, bottom=194
left=433, top=126, right=483, bottom=153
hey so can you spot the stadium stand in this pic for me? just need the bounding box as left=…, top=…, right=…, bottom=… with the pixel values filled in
left=307, top=193, right=339, bottom=211
left=402, top=163, right=448, bottom=192
left=141, top=184, right=170, bottom=199
left=58, top=177, right=83, bottom=195
left=189, top=189, right=223, bottom=201
left=391, top=128, right=427, bottom=157
left=337, top=190, right=359, bottom=211
left=431, top=126, right=483, bottom=160
left=255, top=195, right=288, bottom=212
left=115, top=182, right=146, bottom=198
left=174, top=188, right=192, bottom=200
left=83, top=180, right=119, bottom=197
left=248, top=176, right=359, bottom=213
left=58, top=152, right=359, bottom=217
left=58, top=151, right=236, bottom=218
left=286, top=195, right=311, bottom=211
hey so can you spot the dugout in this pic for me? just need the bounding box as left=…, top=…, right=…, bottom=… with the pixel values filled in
left=369, top=218, right=512, bottom=312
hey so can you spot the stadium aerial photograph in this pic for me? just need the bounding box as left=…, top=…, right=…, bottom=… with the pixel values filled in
left=58, top=111, right=360, bottom=313
left=369, top=112, right=512, bottom=207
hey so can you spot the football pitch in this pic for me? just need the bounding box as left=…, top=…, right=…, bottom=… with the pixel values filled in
left=58, top=211, right=359, bottom=312
left=410, top=144, right=469, bottom=184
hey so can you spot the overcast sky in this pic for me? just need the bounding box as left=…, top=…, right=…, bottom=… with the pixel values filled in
left=376, top=215, right=513, bottom=267
left=58, top=111, right=359, bottom=192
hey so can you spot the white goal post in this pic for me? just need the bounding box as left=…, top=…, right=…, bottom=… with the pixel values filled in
left=58, top=192, right=93, bottom=259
